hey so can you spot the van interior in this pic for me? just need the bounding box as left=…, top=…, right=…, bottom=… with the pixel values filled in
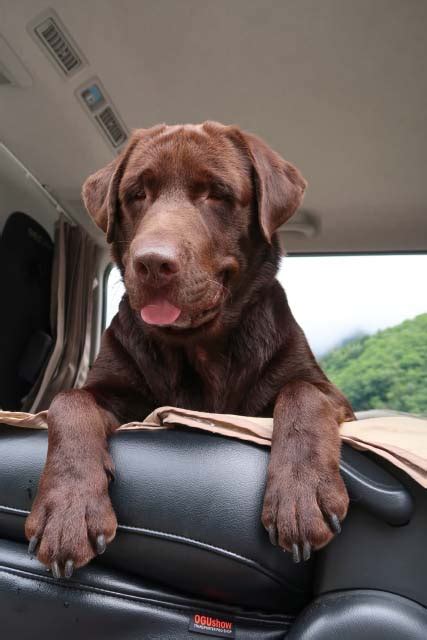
left=0, top=2, right=426, bottom=639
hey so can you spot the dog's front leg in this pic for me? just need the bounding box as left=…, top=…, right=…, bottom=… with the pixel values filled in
left=25, top=389, right=118, bottom=578
left=261, top=380, right=349, bottom=562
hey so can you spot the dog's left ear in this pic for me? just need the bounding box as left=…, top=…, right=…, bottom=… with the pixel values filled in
left=243, top=132, right=307, bottom=243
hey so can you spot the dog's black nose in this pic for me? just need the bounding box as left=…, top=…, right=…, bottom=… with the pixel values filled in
left=133, top=247, right=180, bottom=284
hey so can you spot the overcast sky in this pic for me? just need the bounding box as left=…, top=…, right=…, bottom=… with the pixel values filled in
left=106, top=255, right=427, bottom=357
left=279, top=254, right=427, bottom=356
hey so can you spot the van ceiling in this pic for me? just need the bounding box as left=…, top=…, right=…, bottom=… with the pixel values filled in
left=0, top=0, right=426, bottom=252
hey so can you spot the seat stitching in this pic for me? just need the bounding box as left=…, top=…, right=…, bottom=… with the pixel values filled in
left=117, top=522, right=307, bottom=592
left=0, top=504, right=307, bottom=594
left=0, top=566, right=294, bottom=626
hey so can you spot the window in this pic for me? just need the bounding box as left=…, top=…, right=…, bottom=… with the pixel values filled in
left=105, top=265, right=125, bottom=329
left=280, top=255, right=426, bottom=415
left=105, top=254, right=427, bottom=415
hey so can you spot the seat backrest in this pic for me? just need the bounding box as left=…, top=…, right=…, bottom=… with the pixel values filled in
left=0, top=212, right=53, bottom=410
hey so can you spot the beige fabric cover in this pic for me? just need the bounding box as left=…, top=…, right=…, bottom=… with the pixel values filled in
left=1, top=407, right=426, bottom=487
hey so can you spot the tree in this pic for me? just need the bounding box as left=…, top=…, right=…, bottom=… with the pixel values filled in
left=321, top=314, right=427, bottom=415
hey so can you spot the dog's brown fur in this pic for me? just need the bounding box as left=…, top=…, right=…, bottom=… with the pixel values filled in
left=26, top=122, right=354, bottom=576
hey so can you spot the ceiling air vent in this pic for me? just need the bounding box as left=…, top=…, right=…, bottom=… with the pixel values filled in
left=96, top=106, right=127, bottom=148
left=76, top=78, right=128, bottom=151
left=30, top=10, right=86, bottom=78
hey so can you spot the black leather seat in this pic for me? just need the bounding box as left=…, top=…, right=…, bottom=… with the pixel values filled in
left=1, top=418, right=427, bottom=638
left=0, top=213, right=53, bottom=410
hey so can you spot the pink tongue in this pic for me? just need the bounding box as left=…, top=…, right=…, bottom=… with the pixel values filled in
left=140, top=300, right=181, bottom=326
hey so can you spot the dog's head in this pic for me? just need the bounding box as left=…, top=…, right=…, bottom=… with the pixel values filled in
left=83, top=122, right=306, bottom=340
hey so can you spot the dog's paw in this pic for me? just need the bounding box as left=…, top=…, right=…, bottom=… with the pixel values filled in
left=261, top=467, right=348, bottom=562
left=25, top=475, right=117, bottom=578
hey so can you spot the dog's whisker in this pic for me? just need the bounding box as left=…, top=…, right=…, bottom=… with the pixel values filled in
left=205, top=278, right=232, bottom=301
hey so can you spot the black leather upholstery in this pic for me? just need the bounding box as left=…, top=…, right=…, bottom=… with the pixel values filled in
left=287, top=591, right=427, bottom=639
left=314, top=466, right=427, bottom=609
left=1, top=418, right=427, bottom=638
left=0, top=538, right=293, bottom=639
left=340, top=445, right=413, bottom=525
left=0, top=425, right=313, bottom=612
left=0, top=212, right=53, bottom=410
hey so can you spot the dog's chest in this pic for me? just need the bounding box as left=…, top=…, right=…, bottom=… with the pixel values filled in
left=152, top=344, right=269, bottom=415
left=138, top=304, right=283, bottom=415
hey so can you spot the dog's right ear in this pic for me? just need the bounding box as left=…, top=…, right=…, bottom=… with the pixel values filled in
left=82, top=126, right=167, bottom=243
left=82, top=150, right=129, bottom=244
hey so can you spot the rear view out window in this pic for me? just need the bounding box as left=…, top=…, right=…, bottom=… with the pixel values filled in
left=106, top=254, right=427, bottom=415
left=281, top=254, right=427, bottom=415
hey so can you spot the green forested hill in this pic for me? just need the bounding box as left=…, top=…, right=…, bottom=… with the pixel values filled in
left=321, top=313, right=427, bottom=414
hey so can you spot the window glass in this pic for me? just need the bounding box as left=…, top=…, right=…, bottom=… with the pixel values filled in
left=105, top=255, right=427, bottom=415
left=280, top=255, right=426, bottom=415
left=105, top=266, right=125, bottom=328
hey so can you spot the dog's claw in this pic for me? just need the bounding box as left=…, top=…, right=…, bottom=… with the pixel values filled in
left=96, top=534, right=106, bottom=555
left=51, top=561, right=61, bottom=579
left=303, top=541, right=311, bottom=561
left=329, top=513, right=342, bottom=534
left=292, top=543, right=301, bottom=563
left=28, top=536, right=39, bottom=557
left=267, top=525, right=277, bottom=546
left=64, top=559, right=74, bottom=579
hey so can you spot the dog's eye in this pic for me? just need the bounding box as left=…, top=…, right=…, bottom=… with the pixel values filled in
left=208, top=192, right=224, bottom=202
left=208, top=184, right=233, bottom=203
left=133, top=189, right=146, bottom=201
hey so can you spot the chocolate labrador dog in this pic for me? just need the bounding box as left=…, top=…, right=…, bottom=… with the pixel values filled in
left=26, top=122, right=354, bottom=578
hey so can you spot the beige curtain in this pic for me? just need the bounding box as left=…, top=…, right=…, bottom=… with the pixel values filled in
left=23, top=216, right=98, bottom=412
